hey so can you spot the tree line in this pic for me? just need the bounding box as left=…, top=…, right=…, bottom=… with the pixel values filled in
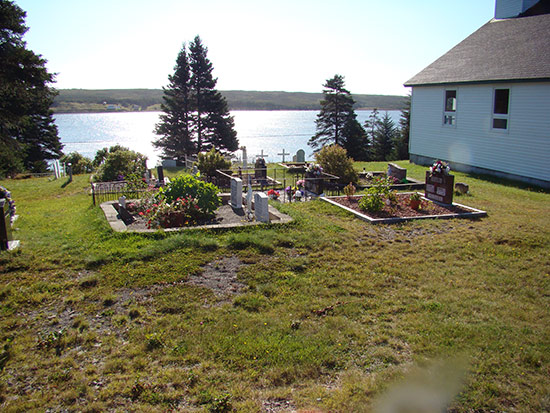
left=309, top=74, right=410, bottom=162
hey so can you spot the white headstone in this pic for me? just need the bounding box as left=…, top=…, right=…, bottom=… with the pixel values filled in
left=240, top=146, right=248, bottom=170
left=254, top=192, right=270, bottom=223
left=118, top=196, right=126, bottom=209
left=53, top=160, right=60, bottom=179
left=296, top=149, right=305, bottom=163
left=246, top=178, right=253, bottom=216
left=230, top=177, right=243, bottom=209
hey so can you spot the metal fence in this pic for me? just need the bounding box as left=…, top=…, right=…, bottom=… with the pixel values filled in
left=91, top=181, right=151, bottom=205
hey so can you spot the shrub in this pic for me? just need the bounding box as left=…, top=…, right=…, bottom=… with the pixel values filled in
left=93, top=147, right=147, bottom=182
left=358, top=177, right=396, bottom=212
left=157, top=174, right=221, bottom=215
left=315, top=144, right=358, bottom=184
left=60, top=152, right=93, bottom=174
left=196, top=148, right=231, bottom=179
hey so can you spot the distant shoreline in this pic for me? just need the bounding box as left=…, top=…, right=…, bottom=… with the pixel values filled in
left=53, top=89, right=406, bottom=114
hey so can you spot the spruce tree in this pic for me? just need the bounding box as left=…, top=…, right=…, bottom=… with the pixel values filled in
left=154, top=36, right=238, bottom=158
left=342, top=115, right=370, bottom=161
left=153, top=44, right=194, bottom=162
left=392, top=93, right=410, bottom=160
left=309, top=74, right=358, bottom=152
left=0, top=0, right=63, bottom=175
left=189, top=35, right=237, bottom=154
left=372, top=111, right=397, bottom=161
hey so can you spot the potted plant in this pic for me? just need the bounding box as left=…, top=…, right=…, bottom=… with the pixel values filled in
left=409, top=192, right=422, bottom=210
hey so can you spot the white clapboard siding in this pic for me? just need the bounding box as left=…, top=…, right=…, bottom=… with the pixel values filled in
left=410, top=82, right=550, bottom=183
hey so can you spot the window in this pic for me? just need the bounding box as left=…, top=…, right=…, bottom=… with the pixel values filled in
left=492, top=88, right=509, bottom=130
left=443, top=90, right=456, bottom=126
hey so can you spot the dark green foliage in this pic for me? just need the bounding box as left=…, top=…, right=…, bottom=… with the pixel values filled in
left=154, top=36, right=238, bottom=159
left=341, top=115, right=370, bottom=161
left=93, top=146, right=147, bottom=182
left=153, top=45, right=194, bottom=162
left=157, top=174, right=221, bottom=215
left=309, top=75, right=360, bottom=153
left=60, top=152, right=93, bottom=174
left=372, top=112, right=397, bottom=161
left=315, top=144, right=358, bottom=184
left=0, top=0, right=63, bottom=176
left=392, top=93, right=411, bottom=160
left=196, top=148, right=231, bottom=179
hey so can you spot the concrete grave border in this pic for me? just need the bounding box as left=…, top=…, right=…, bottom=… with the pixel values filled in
left=321, top=192, right=487, bottom=224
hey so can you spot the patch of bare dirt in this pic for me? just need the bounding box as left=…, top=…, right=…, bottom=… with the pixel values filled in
left=187, top=255, right=247, bottom=297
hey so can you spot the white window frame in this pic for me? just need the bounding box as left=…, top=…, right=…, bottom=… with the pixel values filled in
left=491, top=88, right=510, bottom=131
left=443, top=89, right=457, bottom=127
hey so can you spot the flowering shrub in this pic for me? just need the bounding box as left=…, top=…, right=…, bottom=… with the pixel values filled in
left=141, top=196, right=204, bottom=229
left=0, top=185, right=16, bottom=223
left=157, top=174, right=220, bottom=215
left=430, top=160, right=450, bottom=175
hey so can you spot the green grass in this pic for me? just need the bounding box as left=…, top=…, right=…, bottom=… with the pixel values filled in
left=1, top=162, right=549, bottom=411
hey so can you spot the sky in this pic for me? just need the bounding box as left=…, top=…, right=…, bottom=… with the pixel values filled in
left=16, top=0, right=495, bottom=96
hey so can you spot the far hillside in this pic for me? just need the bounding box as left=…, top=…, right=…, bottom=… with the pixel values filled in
left=52, top=89, right=406, bottom=113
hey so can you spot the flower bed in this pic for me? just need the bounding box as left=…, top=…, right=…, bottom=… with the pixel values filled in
left=323, top=193, right=487, bottom=224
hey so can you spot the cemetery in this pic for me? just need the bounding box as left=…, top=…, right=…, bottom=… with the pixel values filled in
left=0, top=159, right=548, bottom=412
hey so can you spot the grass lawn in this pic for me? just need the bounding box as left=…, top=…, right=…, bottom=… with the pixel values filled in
left=1, top=161, right=549, bottom=412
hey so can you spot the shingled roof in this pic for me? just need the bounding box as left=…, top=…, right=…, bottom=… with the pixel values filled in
left=404, top=13, right=550, bottom=86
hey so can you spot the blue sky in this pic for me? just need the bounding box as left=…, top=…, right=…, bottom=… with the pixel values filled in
left=16, top=0, right=495, bottom=95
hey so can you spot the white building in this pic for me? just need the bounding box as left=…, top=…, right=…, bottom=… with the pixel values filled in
left=404, top=0, right=550, bottom=188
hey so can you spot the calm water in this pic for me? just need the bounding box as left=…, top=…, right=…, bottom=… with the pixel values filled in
left=54, top=110, right=401, bottom=167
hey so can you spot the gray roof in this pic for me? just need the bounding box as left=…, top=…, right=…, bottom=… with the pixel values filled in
left=404, top=13, right=550, bottom=86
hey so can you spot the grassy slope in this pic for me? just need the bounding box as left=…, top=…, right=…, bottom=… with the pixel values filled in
left=0, top=163, right=549, bottom=411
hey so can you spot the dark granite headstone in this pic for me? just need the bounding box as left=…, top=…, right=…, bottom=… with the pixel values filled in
left=157, top=166, right=165, bottom=184
left=254, top=158, right=267, bottom=180
left=425, top=172, right=454, bottom=204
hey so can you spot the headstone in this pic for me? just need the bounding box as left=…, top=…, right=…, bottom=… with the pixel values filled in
left=161, top=159, right=177, bottom=168
left=296, top=149, right=305, bottom=163
left=0, top=199, right=18, bottom=251
left=254, top=157, right=267, bottom=180
left=240, top=146, right=248, bottom=170
left=254, top=192, right=270, bottom=223
left=292, top=155, right=297, bottom=162
left=246, top=177, right=253, bottom=217
left=118, top=196, right=126, bottom=209
left=157, top=166, right=164, bottom=184
left=425, top=172, right=454, bottom=204
left=67, top=163, right=73, bottom=181
left=455, top=182, right=469, bottom=194
left=53, top=160, right=60, bottom=179
left=278, top=148, right=290, bottom=163
left=387, top=163, right=407, bottom=181
left=230, top=177, right=243, bottom=209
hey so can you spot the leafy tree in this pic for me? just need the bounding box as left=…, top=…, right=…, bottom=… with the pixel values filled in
left=372, top=112, right=397, bottom=161
left=0, top=0, right=63, bottom=175
left=153, top=44, right=194, bottom=162
left=392, top=93, right=410, bottom=160
left=196, top=148, right=231, bottom=180
left=154, top=36, right=238, bottom=159
left=189, top=35, right=238, bottom=154
left=93, top=146, right=147, bottom=182
left=315, top=144, right=358, bottom=184
left=60, top=152, right=93, bottom=174
left=309, top=75, right=366, bottom=156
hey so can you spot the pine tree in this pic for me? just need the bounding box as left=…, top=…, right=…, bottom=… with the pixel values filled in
left=0, top=0, right=63, bottom=175
left=309, top=74, right=364, bottom=153
left=154, top=36, right=238, bottom=158
left=153, top=44, right=194, bottom=162
left=372, top=112, right=396, bottom=161
left=342, top=115, right=370, bottom=161
left=189, top=35, right=238, bottom=154
left=391, top=93, right=410, bottom=160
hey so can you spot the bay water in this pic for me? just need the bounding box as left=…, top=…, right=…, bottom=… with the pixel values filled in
left=54, top=110, right=401, bottom=167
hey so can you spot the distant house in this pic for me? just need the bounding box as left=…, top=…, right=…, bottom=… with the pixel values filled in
left=404, top=0, right=550, bottom=188
left=105, top=104, right=120, bottom=111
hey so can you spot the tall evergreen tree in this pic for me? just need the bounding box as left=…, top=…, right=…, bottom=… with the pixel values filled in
left=153, top=44, right=194, bottom=161
left=392, top=93, right=410, bottom=160
left=372, top=111, right=397, bottom=161
left=189, top=35, right=238, bottom=154
left=0, top=0, right=63, bottom=175
left=341, top=114, right=370, bottom=161
left=309, top=74, right=362, bottom=153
